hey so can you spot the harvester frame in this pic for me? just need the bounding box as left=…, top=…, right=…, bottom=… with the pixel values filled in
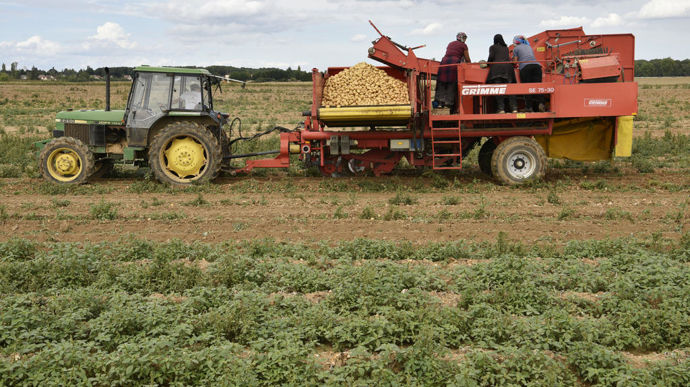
left=234, top=22, right=637, bottom=184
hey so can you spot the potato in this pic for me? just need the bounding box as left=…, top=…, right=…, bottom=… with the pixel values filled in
left=321, top=62, right=409, bottom=107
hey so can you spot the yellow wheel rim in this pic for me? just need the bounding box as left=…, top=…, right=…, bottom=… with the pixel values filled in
left=46, top=147, right=82, bottom=182
left=162, top=136, right=207, bottom=180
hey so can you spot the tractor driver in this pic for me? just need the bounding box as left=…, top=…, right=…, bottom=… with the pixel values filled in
left=179, top=83, right=202, bottom=110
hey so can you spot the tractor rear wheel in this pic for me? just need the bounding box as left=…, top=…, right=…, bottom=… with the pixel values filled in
left=490, top=136, right=546, bottom=185
left=39, top=137, right=94, bottom=184
left=478, top=139, right=497, bottom=175
left=148, top=122, right=221, bottom=186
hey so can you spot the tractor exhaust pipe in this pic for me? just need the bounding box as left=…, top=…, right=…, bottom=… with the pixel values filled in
left=105, top=67, right=110, bottom=112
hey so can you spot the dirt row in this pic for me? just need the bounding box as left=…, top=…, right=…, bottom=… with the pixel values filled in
left=1, top=171, right=687, bottom=245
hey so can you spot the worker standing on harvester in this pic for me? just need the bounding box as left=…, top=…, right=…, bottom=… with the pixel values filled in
left=434, top=32, right=470, bottom=112
left=486, top=34, right=517, bottom=114
left=512, top=35, right=543, bottom=112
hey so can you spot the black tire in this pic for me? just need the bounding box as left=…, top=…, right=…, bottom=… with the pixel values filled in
left=218, top=127, right=230, bottom=159
left=39, top=137, right=94, bottom=184
left=148, top=121, right=222, bottom=186
left=478, top=139, right=497, bottom=176
left=490, top=136, right=547, bottom=185
left=90, top=160, right=114, bottom=180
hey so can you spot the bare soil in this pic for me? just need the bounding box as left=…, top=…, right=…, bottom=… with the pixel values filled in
left=1, top=169, right=686, bottom=245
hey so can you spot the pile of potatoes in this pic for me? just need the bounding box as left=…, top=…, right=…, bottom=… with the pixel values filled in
left=321, top=62, right=409, bottom=107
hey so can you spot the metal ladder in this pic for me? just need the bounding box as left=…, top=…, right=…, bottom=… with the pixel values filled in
left=430, top=116, right=462, bottom=170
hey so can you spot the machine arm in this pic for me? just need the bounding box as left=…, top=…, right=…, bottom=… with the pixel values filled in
left=367, top=20, right=439, bottom=75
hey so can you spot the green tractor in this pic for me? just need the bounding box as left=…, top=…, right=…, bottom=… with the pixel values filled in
left=36, top=66, right=233, bottom=185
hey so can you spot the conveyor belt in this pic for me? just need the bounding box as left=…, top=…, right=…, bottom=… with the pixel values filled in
left=318, top=105, right=411, bottom=126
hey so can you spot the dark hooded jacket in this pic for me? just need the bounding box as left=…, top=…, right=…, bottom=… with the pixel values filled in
left=486, top=34, right=515, bottom=83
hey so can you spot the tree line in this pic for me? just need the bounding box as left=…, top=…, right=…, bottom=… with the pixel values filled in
left=0, top=63, right=313, bottom=82
left=634, top=58, right=690, bottom=77
left=0, top=59, right=688, bottom=82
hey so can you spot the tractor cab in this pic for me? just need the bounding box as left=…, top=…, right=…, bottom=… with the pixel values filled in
left=125, top=66, right=215, bottom=130
left=121, top=66, right=226, bottom=149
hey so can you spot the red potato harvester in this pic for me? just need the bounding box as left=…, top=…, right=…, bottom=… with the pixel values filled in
left=237, top=21, right=637, bottom=185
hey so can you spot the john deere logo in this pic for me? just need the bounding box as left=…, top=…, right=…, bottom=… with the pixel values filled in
left=462, top=85, right=507, bottom=95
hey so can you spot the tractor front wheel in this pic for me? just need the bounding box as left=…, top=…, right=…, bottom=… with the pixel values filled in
left=39, top=137, right=95, bottom=184
left=148, top=122, right=221, bottom=186
left=490, top=136, right=546, bottom=185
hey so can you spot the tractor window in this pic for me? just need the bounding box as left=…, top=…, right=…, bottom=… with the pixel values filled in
left=127, top=73, right=172, bottom=128
left=172, top=75, right=202, bottom=110
left=148, top=73, right=172, bottom=111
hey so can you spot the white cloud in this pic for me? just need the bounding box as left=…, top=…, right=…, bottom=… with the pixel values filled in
left=2, top=0, right=690, bottom=69
left=591, top=13, right=624, bottom=28
left=89, top=22, right=136, bottom=49
left=539, top=16, right=590, bottom=28
left=154, top=0, right=265, bottom=22
left=638, top=0, right=690, bottom=19
left=410, top=22, right=442, bottom=36
left=1, top=36, right=61, bottom=56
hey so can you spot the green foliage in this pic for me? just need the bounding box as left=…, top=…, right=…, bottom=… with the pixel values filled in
left=440, top=195, right=461, bottom=205
left=50, top=198, right=71, bottom=208
left=383, top=206, right=407, bottom=220
left=184, top=193, right=210, bottom=207
left=388, top=191, right=418, bottom=206
left=333, top=205, right=348, bottom=219
left=89, top=199, right=118, bottom=220
left=0, top=204, right=8, bottom=221
left=359, top=206, right=377, bottom=220
left=0, top=135, right=44, bottom=176
left=558, top=207, right=575, bottom=220
left=633, top=131, right=689, bottom=158
left=567, top=343, right=631, bottom=385
left=547, top=190, right=561, bottom=205
left=580, top=179, right=611, bottom=191
left=631, top=155, right=656, bottom=173
left=0, top=236, right=688, bottom=384
left=604, top=207, right=634, bottom=222
left=36, top=182, right=112, bottom=195
left=635, top=58, right=690, bottom=77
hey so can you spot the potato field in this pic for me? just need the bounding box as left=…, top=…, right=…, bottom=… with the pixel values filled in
left=0, top=77, right=688, bottom=385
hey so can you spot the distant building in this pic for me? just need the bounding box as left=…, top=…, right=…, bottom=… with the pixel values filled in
left=123, top=75, right=132, bottom=81
left=38, top=75, right=55, bottom=81
left=91, top=75, right=103, bottom=80
left=19, top=75, right=27, bottom=80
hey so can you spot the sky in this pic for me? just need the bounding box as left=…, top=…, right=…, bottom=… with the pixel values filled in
left=1, top=0, right=689, bottom=71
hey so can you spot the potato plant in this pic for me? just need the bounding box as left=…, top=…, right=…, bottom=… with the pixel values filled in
left=1, top=236, right=689, bottom=385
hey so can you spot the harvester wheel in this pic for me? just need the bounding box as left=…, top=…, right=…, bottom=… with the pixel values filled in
left=478, top=139, right=497, bottom=175
left=39, top=137, right=95, bottom=184
left=148, top=122, right=221, bottom=186
left=90, top=160, right=114, bottom=180
left=490, top=136, right=546, bottom=185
